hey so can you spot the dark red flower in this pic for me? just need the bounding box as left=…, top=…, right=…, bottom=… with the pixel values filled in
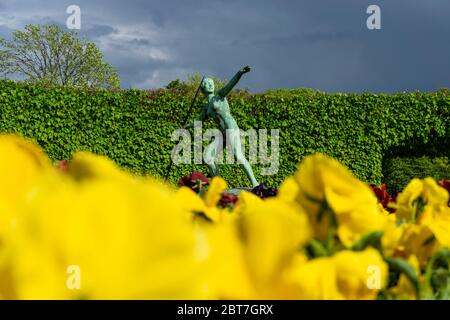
left=56, top=160, right=69, bottom=172
left=219, top=192, right=238, bottom=208
left=178, top=171, right=209, bottom=193
left=251, top=183, right=278, bottom=199
left=369, top=183, right=394, bottom=212
left=437, top=179, right=450, bottom=206
left=438, top=179, right=450, bottom=193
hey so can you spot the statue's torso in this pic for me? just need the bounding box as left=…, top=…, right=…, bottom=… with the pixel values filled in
left=206, top=95, right=238, bottom=131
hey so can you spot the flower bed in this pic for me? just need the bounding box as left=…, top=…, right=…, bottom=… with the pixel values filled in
left=1, top=134, right=449, bottom=299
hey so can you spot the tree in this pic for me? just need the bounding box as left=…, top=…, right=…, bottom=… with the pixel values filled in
left=0, top=24, right=120, bottom=89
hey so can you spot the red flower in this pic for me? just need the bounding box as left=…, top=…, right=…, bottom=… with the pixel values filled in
left=218, top=192, right=238, bottom=208
left=369, top=183, right=394, bottom=212
left=251, top=183, right=278, bottom=199
left=437, top=179, right=450, bottom=206
left=438, top=179, right=450, bottom=193
left=56, top=160, right=69, bottom=172
left=178, top=171, right=209, bottom=193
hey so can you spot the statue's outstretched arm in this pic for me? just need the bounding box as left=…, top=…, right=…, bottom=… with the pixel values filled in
left=217, top=66, right=251, bottom=97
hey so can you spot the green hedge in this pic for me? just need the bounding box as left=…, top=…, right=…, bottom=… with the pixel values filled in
left=383, top=156, right=450, bottom=192
left=1, top=80, right=449, bottom=187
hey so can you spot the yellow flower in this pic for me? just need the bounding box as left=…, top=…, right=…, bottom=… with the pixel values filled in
left=176, top=177, right=230, bottom=223
left=237, top=196, right=312, bottom=295
left=284, top=256, right=343, bottom=299
left=396, top=223, right=440, bottom=267
left=3, top=153, right=209, bottom=299
left=396, top=177, right=449, bottom=223
left=395, top=179, right=425, bottom=222
left=285, top=248, right=387, bottom=300
left=391, top=255, right=420, bottom=300
left=293, top=154, right=387, bottom=246
left=381, top=214, right=403, bottom=257
left=421, top=204, right=450, bottom=247
left=4, top=134, right=447, bottom=300
left=204, top=177, right=227, bottom=207
left=337, top=208, right=389, bottom=248
left=332, top=248, right=388, bottom=300
left=68, top=151, right=134, bottom=183
left=0, top=134, right=52, bottom=243
left=0, top=134, right=54, bottom=298
left=206, top=192, right=312, bottom=299
left=202, top=222, right=255, bottom=299
left=176, top=187, right=207, bottom=214
left=233, top=191, right=264, bottom=213
left=394, top=177, right=450, bottom=262
left=278, top=176, right=299, bottom=203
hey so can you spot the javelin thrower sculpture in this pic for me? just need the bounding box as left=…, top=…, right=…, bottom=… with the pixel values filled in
left=183, top=66, right=259, bottom=187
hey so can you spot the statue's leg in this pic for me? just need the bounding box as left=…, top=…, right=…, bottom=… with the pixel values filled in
left=229, top=129, right=259, bottom=187
left=204, top=138, right=221, bottom=177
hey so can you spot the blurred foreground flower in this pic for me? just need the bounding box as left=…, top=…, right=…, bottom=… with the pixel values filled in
left=285, top=248, right=388, bottom=299
left=0, top=135, right=449, bottom=300
left=289, top=154, right=394, bottom=248
left=0, top=139, right=208, bottom=299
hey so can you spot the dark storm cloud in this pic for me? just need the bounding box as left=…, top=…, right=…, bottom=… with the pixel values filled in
left=81, top=24, right=118, bottom=38
left=0, top=0, right=449, bottom=92
left=0, top=24, right=13, bottom=40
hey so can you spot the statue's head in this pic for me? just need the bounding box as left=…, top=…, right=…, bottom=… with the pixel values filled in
left=200, top=78, right=214, bottom=95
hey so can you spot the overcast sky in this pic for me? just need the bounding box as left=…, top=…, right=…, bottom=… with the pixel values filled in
left=0, top=0, right=449, bottom=93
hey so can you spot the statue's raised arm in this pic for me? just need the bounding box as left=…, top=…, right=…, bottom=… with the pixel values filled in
left=217, top=65, right=251, bottom=97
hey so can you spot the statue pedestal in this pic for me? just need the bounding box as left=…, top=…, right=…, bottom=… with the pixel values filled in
left=225, top=187, right=252, bottom=196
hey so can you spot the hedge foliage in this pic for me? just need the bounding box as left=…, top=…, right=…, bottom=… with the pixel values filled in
left=383, top=156, right=450, bottom=192
left=1, top=79, right=449, bottom=187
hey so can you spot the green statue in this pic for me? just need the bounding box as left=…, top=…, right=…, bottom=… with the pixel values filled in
left=185, top=66, right=259, bottom=187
